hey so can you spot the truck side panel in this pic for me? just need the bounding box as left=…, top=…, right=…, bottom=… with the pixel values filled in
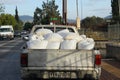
left=28, top=49, right=94, bottom=70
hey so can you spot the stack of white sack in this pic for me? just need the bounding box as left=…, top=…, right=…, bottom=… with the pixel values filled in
left=27, top=39, right=48, bottom=49
left=27, top=28, right=95, bottom=50
left=60, top=40, right=77, bottom=49
left=44, top=33, right=63, bottom=49
left=78, top=37, right=95, bottom=50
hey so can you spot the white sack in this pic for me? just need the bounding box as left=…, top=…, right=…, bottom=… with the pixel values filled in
left=46, top=41, right=60, bottom=49
left=60, top=40, right=77, bottom=49
left=29, top=34, right=38, bottom=40
left=78, top=39, right=95, bottom=50
left=57, top=29, right=70, bottom=38
left=65, top=32, right=82, bottom=42
left=37, top=35, right=44, bottom=40
left=44, top=33, right=63, bottom=42
left=87, top=38, right=94, bottom=42
left=80, top=35, right=87, bottom=39
left=27, top=40, right=48, bottom=49
left=35, top=29, right=53, bottom=36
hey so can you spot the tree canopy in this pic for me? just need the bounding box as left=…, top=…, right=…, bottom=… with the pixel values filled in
left=0, top=14, right=16, bottom=27
left=81, top=16, right=107, bottom=31
left=111, top=0, right=120, bottom=22
left=33, top=0, right=61, bottom=25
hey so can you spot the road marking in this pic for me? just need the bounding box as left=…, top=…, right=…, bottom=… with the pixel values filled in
left=102, top=61, right=120, bottom=78
left=0, top=39, right=23, bottom=47
left=0, top=40, right=15, bottom=47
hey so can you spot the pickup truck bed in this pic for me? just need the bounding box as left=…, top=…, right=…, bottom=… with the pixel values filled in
left=21, top=49, right=101, bottom=79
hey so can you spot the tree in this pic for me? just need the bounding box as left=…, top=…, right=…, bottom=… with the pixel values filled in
left=0, top=14, right=17, bottom=29
left=111, top=0, right=120, bottom=22
left=0, top=4, right=4, bottom=13
left=15, top=6, right=19, bottom=22
left=33, top=0, right=61, bottom=25
left=23, top=22, right=33, bottom=31
left=33, top=7, right=42, bottom=25
left=14, top=6, right=23, bottom=30
left=81, top=16, right=107, bottom=31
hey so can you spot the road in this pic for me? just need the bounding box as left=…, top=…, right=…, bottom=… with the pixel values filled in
left=0, top=38, right=24, bottom=80
left=0, top=38, right=119, bottom=80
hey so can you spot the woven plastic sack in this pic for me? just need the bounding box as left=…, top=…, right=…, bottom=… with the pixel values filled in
left=60, top=40, right=77, bottom=49
left=65, top=32, right=82, bottom=42
left=44, top=33, right=63, bottom=42
left=35, top=29, right=53, bottom=36
left=78, top=39, right=95, bottom=50
left=57, top=29, right=70, bottom=38
left=27, top=40, right=48, bottom=49
left=46, top=41, right=60, bottom=49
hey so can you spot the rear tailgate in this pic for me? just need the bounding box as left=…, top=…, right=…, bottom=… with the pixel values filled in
left=28, top=49, right=95, bottom=70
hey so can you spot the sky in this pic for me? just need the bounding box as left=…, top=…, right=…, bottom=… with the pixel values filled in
left=0, top=0, right=111, bottom=20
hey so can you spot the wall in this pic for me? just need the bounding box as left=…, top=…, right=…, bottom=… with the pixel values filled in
left=106, top=43, right=120, bottom=61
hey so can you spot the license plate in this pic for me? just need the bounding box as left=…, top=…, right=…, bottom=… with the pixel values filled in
left=44, top=71, right=77, bottom=78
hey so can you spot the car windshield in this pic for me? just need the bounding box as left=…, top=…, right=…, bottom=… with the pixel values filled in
left=0, top=28, right=11, bottom=32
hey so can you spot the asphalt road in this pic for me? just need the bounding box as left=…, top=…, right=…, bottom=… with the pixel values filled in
left=0, top=38, right=24, bottom=80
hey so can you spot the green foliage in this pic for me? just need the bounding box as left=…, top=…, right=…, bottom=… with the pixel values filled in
left=81, top=16, right=107, bottom=31
left=14, top=6, right=23, bottom=30
left=15, top=6, right=19, bottom=22
left=33, top=0, right=61, bottom=25
left=0, top=14, right=17, bottom=28
left=111, top=0, right=120, bottom=22
left=23, top=22, right=33, bottom=31
left=14, top=21, right=23, bottom=30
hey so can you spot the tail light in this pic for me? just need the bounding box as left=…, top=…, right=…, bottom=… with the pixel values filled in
left=95, top=54, right=101, bottom=66
left=21, top=53, right=28, bottom=67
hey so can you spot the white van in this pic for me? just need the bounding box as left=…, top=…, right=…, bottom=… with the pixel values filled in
left=0, top=25, right=14, bottom=40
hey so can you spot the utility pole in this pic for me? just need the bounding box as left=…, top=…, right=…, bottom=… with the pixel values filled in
left=118, top=0, right=120, bottom=15
left=76, top=0, right=80, bottom=29
left=63, top=0, right=67, bottom=25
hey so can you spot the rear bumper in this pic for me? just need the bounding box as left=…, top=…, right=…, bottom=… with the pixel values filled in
left=21, top=67, right=101, bottom=80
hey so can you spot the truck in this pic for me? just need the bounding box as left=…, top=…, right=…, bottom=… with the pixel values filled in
left=21, top=25, right=101, bottom=80
left=0, top=25, right=14, bottom=40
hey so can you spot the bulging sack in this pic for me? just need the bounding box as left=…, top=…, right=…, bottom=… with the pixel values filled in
left=57, top=29, right=70, bottom=38
left=44, top=33, right=63, bottom=42
left=78, top=39, right=95, bottom=50
left=35, top=29, right=53, bottom=36
left=46, top=41, right=60, bottom=49
left=60, top=40, right=77, bottom=49
left=27, top=40, right=48, bottom=49
left=29, top=34, right=38, bottom=40
left=65, top=32, right=82, bottom=42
